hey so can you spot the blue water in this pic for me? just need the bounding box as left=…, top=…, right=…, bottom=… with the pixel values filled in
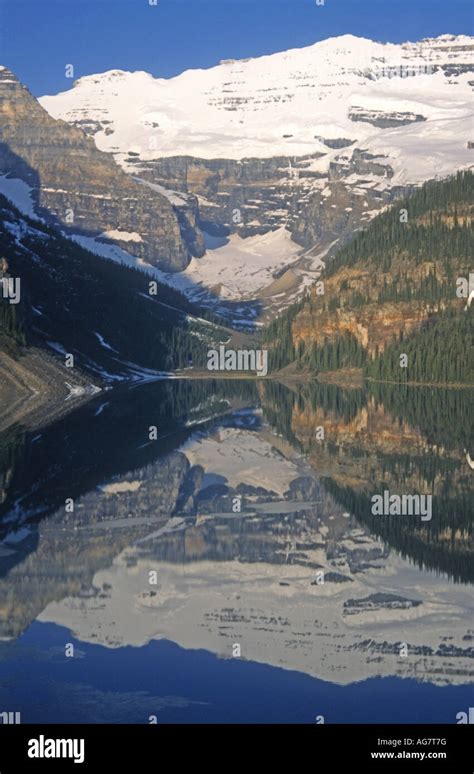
left=0, top=622, right=471, bottom=724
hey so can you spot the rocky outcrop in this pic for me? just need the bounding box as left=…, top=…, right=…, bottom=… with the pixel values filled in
left=0, top=67, right=196, bottom=271
left=348, top=107, right=427, bottom=128
left=292, top=300, right=430, bottom=357
left=131, top=151, right=401, bottom=252
left=130, top=153, right=326, bottom=238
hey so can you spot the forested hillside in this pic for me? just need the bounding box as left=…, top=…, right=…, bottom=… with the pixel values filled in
left=264, top=170, right=473, bottom=384
left=0, top=194, right=228, bottom=379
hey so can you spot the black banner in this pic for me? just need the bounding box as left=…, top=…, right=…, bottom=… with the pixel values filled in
left=0, top=724, right=471, bottom=772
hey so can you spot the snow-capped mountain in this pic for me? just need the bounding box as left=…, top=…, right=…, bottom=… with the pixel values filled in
left=41, top=34, right=473, bottom=171
left=39, top=34, right=474, bottom=319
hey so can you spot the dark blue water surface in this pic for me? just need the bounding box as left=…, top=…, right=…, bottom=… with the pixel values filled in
left=0, top=622, right=470, bottom=724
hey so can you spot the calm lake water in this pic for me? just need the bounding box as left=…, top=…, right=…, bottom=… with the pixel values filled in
left=0, top=380, right=472, bottom=723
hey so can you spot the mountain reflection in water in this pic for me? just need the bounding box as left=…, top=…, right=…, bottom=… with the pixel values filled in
left=0, top=380, right=472, bottom=723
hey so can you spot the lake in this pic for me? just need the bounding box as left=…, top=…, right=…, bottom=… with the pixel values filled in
left=0, top=379, right=472, bottom=723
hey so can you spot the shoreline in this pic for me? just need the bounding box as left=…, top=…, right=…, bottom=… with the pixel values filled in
left=0, top=347, right=101, bottom=434
left=172, top=368, right=473, bottom=389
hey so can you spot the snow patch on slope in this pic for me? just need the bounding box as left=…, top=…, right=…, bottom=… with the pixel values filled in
left=185, top=228, right=302, bottom=299
left=0, top=175, right=39, bottom=219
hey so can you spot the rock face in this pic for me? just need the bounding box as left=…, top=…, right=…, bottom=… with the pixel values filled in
left=131, top=150, right=403, bottom=254
left=134, top=153, right=325, bottom=238
left=292, top=300, right=430, bottom=357
left=39, top=34, right=474, bottom=252
left=348, top=107, right=427, bottom=128
left=0, top=67, right=198, bottom=271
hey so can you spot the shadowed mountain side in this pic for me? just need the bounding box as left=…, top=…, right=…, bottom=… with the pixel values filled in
left=0, top=191, right=233, bottom=389
left=0, top=380, right=260, bottom=575
left=0, top=68, right=199, bottom=270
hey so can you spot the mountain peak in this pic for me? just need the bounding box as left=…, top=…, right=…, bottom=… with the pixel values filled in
left=40, top=33, right=474, bottom=166
left=0, top=67, right=22, bottom=84
left=0, top=68, right=196, bottom=270
left=71, top=68, right=156, bottom=92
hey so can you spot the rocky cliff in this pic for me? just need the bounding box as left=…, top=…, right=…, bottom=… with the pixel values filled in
left=0, top=67, right=199, bottom=271
left=129, top=150, right=399, bottom=252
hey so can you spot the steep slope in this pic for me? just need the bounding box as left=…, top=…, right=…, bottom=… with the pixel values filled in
left=264, top=171, right=474, bottom=385
left=1, top=242, right=97, bottom=431
left=41, top=35, right=473, bottom=230
left=0, top=67, right=202, bottom=271
left=39, top=34, right=474, bottom=316
left=0, top=194, right=229, bottom=392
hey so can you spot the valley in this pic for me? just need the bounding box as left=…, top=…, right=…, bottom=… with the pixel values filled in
left=0, top=37, right=472, bottom=397
left=0, top=21, right=472, bottom=727
left=0, top=0, right=474, bottom=732
left=37, top=34, right=474, bottom=319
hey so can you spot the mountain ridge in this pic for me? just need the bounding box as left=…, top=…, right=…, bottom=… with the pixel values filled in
left=35, top=33, right=473, bottom=319
left=40, top=33, right=474, bottom=162
left=0, top=66, right=203, bottom=271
